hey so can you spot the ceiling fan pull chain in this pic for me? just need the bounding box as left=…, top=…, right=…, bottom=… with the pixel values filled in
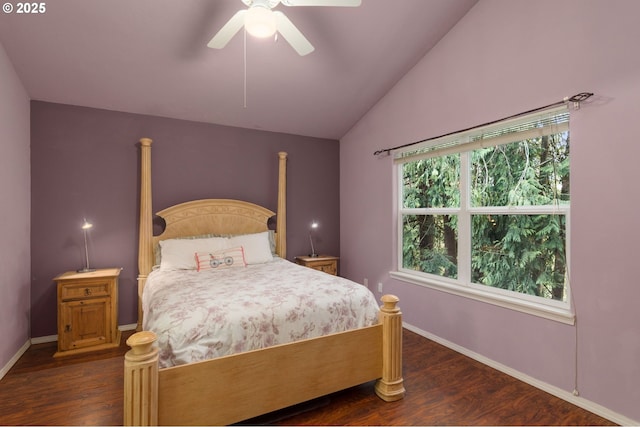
left=243, top=28, right=247, bottom=108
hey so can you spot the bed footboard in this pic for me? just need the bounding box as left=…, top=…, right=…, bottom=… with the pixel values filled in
left=124, top=295, right=404, bottom=426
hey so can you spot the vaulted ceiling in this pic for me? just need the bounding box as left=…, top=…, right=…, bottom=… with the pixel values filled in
left=0, top=0, right=477, bottom=139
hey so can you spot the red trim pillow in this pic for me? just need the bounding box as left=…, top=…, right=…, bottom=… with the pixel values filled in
left=195, top=247, right=247, bottom=272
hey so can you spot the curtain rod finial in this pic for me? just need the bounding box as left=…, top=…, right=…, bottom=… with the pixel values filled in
left=567, top=92, right=594, bottom=110
left=373, top=149, right=391, bottom=157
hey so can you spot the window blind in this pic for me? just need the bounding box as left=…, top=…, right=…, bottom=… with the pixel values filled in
left=394, top=105, right=569, bottom=164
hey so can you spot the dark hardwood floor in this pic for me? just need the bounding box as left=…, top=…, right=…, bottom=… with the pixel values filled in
left=0, top=329, right=615, bottom=426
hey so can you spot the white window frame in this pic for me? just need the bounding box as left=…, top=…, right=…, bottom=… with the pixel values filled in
left=390, top=107, right=574, bottom=325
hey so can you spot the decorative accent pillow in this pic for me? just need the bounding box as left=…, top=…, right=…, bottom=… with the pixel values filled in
left=159, top=237, right=228, bottom=271
left=195, top=247, right=247, bottom=272
left=227, top=231, right=274, bottom=264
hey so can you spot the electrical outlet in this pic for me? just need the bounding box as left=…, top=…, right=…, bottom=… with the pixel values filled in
left=377, top=282, right=383, bottom=293
left=363, top=278, right=368, bottom=287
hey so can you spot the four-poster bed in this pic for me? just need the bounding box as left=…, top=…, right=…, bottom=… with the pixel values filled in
left=124, top=137, right=404, bottom=425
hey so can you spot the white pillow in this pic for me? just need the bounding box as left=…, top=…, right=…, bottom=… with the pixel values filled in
left=159, top=237, right=228, bottom=270
left=227, top=231, right=273, bottom=264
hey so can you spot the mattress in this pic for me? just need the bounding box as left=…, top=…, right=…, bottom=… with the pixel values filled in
left=142, top=258, right=380, bottom=368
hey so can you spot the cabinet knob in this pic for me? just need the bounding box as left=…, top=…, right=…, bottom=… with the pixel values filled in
left=65, top=324, right=72, bottom=332
left=84, top=288, right=92, bottom=296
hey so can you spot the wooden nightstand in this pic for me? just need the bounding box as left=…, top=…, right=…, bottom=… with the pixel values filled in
left=53, top=268, right=122, bottom=357
left=294, top=255, right=339, bottom=276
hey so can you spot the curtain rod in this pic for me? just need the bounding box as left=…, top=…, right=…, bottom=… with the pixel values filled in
left=373, top=92, right=594, bottom=157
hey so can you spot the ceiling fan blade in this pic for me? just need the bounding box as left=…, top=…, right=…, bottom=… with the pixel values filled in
left=274, top=11, right=314, bottom=56
left=207, top=10, right=247, bottom=49
left=281, top=0, right=361, bottom=6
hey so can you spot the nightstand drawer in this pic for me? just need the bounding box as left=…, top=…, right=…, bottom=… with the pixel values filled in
left=312, top=261, right=337, bottom=275
left=294, top=255, right=339, bottom=276
left=60, top=282, right=110, bottom=301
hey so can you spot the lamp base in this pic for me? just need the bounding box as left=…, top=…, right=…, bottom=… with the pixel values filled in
left=308, top=253, right=319, bottom=258
left=77, top=268, right=96, bottom=273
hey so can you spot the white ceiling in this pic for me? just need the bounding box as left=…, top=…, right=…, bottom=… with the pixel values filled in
left=0, top=0, right=477, bottom=140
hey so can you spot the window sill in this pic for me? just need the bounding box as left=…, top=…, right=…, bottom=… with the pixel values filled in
left=389, top=270, right=575, bottom=325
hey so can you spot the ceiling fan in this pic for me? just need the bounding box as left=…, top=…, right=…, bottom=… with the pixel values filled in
left=207, top=0, right=362, bottom=56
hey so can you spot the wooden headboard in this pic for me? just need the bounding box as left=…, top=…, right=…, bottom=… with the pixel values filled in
left=154, top=199, right=275, bottom=241
left=136, top=138, right=287, bottom=329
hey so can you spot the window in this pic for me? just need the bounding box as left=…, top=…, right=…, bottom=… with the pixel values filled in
left=392, top=107, right=573, bottom=323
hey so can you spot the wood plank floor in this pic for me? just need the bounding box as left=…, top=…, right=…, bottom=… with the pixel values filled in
left=0, top=329, right=615, bottom=426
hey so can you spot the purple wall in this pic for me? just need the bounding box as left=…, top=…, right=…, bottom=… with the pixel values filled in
left=0, top=42, right=30, bottom=373
left=31, top=101, right=339, bottom=337
left=340, top=0, right=640, bottom=423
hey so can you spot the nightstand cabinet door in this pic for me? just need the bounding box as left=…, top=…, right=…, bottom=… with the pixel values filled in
left=54, top=268, right=122, bottom=357
left=59, top=297, right=110, bottom=351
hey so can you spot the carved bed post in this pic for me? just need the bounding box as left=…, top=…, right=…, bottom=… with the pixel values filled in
left=375, top=294, right=405, bottom=401
left=276, top=152, right=287, bottom=258
left=137, top=138, right=153, bottom=331
left=124, top=331, right=159, bottom=426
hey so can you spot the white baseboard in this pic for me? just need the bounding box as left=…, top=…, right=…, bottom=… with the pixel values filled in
left=2, top=323, right=137, bottom=381
left=30, top=323, right=138, bottom=345
left=30, top=334, right=57, bottom=344
left=403, top=322, right=639, bottom=426
left=3, top=322, right=140, bottom=379
left=0, top=339, right=30, bottom=381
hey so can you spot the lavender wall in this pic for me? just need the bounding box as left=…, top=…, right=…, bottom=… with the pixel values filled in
left=31, top=102, right=339, bottom=338
left=340, top=0, right=640, bottom=423
left=0, top=42, right=30, bottom=371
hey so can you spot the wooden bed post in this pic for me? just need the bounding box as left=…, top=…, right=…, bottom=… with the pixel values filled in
left=124, top=331, right=159, bottom=426
left=375, top=294, right=405, bottom=401
left=137, top=138, right=153, bottom=331
left=276, top=151, right=287, bottom=259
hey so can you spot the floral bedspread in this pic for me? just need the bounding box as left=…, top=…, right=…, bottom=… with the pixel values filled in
left=142, top=258, right=380, bottom=368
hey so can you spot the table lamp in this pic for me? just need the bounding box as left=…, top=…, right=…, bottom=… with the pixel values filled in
left=77, top=219, right=96, bottom=273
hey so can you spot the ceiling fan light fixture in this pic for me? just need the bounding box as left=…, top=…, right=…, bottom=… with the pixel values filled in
left=245, top=5, right=277, bottom=38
